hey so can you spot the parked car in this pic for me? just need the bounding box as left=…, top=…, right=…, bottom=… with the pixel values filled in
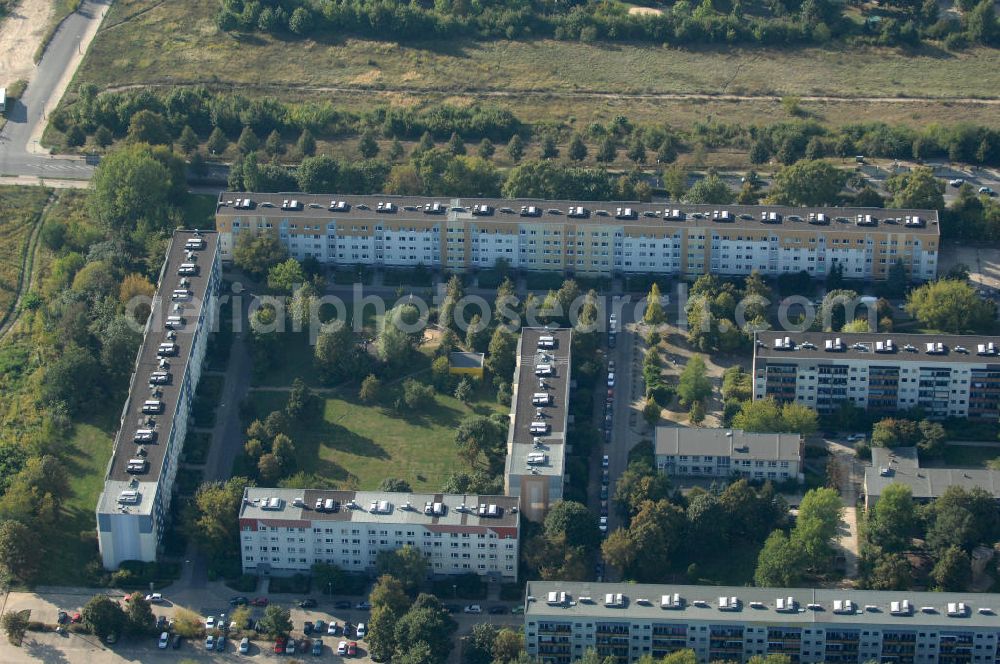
left=607, top=372, right=615, bottom=387
left=511, top=606, right=525, bottom=615
left=57, top=611, right=69, bottom=624
left=229, top=596, right=248, bottom=606
left=304, top=621, right=314, bottom=635
left=171, top=634, right=182, bottom=649
left=599, top=516, right=608, bottom=533
left=205, top=635, right=216, bottom=650
left=338, top=640, right=349, bottom=655
left=355, top=601, right=371, bottom=610
left=216, top=635, right=226, bottom=651
left=348, top=641, right=358, bottom=656
left=312, top=638, right=324, bottom=656
left=607, top=359, right=615, bottom=372
left=158, top=632, right=170, bottom=649
left=335, top=600, right=352, bottom=610
left=287, top=638, right=297, bottom=655
left=314, top=619, right=326, bottom=633
left=298, top=598, right=317, bottom=608
left=488, top=606, right=508, bottom=615
left=445, top=604, right=462, bottom=614
left=71, top=613, right=81, bottom=624
left=145, top=593, right=164, bottom=604
left=327, top=621, right=340, bottom=635
left=600, top=485, right=609, bottom=500
left=980, top=186, right=996, bottom=196
left=205, top=616, right=216, bottom=630
left=950, top=178, right=966, bottom=187
left=464, top=605, right=483, bottom=614
left=156, top=615, right=168, bottom=631
left=356, top=622, right=367, bottom=639
left=602, top=455, right=609, bottom=468
left=274, top=636, right=287, bottom=654
left=250, top=597, right=269, bottom=607
left=240, top=636, right=250, bottom=654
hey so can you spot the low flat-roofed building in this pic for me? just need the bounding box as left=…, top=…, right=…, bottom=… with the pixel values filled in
left=655, top=428, right=803, bottom=482
left=449, top=351, right=485, bottom=379
left=753, top=331, right=1000, bottom=420
left=239, top=488, right=519, bottom=581
left=96, top=230, right=220, bottom=569
left=864, top=446, right=1000, bottom=508
left=525, top=580, right=1000, bottom=663
left=505, top=327, right=572, bottom=522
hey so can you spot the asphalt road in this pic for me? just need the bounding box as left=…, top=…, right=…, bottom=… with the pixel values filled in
left=0, top=1, right=108, bottom=180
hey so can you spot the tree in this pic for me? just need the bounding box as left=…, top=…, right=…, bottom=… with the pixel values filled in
left=394, top=603, right=457, bottom=663
left=88, top=143, right=177, bottom=235
left=627, top=135, right=646, bottom=164
left=613, top=461, right=673, bottom=517
left=123, top=593, right=155, bottom=636
left=886, top=166, right=945, bottom=210
left=622, top=499, right=687, bottom=580
left=359, top=374, right=381, bottom=403
left=644, top=282, right=666, bottom=325
left=643, top=399, right=661, bottom=427
left=664, top=165, right=687, bottom=201
left=266, top=258, right=306, bottom=293
left=375, top=545, right=429, bottom=593
left=540, top=134, right=558, bottom=159
left=82, top=594, right=127, bottom=640
left=258, top=605, right=293, bottom=637
left=780, top=402, right=819, bottom=436
left=378, top=477, right=411, bottom=493
left=315, top=325, right=355, bottom=383
left=544, top=501, right=601, bottom=551
left=0, top=455, right=71, bottom=525
left=485, top=327, right=517, bottom=379
left=237, top=126, right=259, bottom=154
left=686, top=174, right=735, bottom=204
left=477, top=138, right=495, bottom=159
left=568, top=133, right=587, bottom=162
left=926, top=486, right=1000, bottom=553
left=126, top=110, right=172, bottom=145
left=264, top=129, right=284, bottom=157
left=94, top=125, right=113, bottom=148
left=932, top=546, right=971, bottom=591
left=492, top=628, right=523, bottom=663
left=206, top=127, right=228, bottom=155
left=296, top=128, right=316, bottom=157
left=754, top=530, right=805, bottom=586
left=465, top=313, right=489, bottom=353
left=506, top=135, right=524, bottom=162
left=867, top=484, right=916, bottom=552
left=402, top=379, right=435, bottom=410
left=794, top=487, right=842, bottom=566
left=867, top=551, right=912, bottom=590
left=454, top=377, right=474, bottom=403
left=688, top=400, right=705, bottom=424
left=288, top=5, right=312, bottom=33
left=232, top=232, right=288, bottom=279
left=378, top=304, right=424, bottom=370
left=0, top=521, right=39, bottom=583
left=1, top=609, right=30, bottom=646
left=601, top=528, right=636, bottom=571
left=768, top=159, right=848, bottom=205
left=455, top=415, right=508, bottom=471
left=596, top=136, right=617, bottom=163
left=677, top=354, right=711, bottom=406
left=359, top=131, right=380, bottom=158
left=466, top=623, right=499, bottom=664
left=178, top=125, right=199, bottom=154
left=183, top=477, right=249, bottom=562
left=905, top=279, right=996, bottom=333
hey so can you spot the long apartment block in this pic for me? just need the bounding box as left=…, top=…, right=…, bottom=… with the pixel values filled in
left=525, top=580, right=1000, bottom=664
left=97, top=230, right=220, bottom=569
left=505, top=328, right=572, bottom=522
left=215, top=193, right=939, bottom=280
left=654, top=427, right=803, bottom=482
left=753, top=331, right=1000, bottom=420
left=238, top=488, right=519, bottom=581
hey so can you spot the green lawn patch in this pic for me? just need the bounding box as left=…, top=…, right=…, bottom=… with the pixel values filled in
left=939, top=445, right=1000, bottom=469
left=181, top=193, right=218, bottom=230
left=249, top=379, right=503, bottom=491
left=183, top=430, right=212, bottom=464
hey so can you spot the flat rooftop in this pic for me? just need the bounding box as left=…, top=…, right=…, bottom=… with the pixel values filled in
left=99, top=230, right=218, bottom=514
left=239, top=488, right=520, bottom=530
left=525, top=581, right=1000, bottom=629
left=216, top=192, right=940, bottom=236
left=866, top=447, right=1000, bottom=501
left=655, top=428, right=802, bottom=462
left=449, top=352, right=484, bottom=369
left=506, top=328, right=572, bottom=480
left=755, top=331, right=1000, bottom=365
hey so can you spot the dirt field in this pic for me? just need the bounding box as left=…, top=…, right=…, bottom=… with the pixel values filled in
left=0, top=0, right=54, bottom=87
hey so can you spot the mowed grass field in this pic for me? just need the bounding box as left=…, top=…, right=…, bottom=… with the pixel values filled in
left=250, top=383, right=505, bottom=492
left=76, top=0, right=1000, bottom=127
left=0, top=186, right=50, bottom=323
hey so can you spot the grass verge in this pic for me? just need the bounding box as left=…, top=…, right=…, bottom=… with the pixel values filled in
left=0, top=186, right=51, bottom=327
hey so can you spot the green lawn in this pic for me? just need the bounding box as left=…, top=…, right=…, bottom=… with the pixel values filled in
left=38, top=419, right=115, bottom=585
left=181, top=193, right=218, bottom=230
left=939, top=444, right=1000, bottom=469
left=250, top=383, right=504, bottom=491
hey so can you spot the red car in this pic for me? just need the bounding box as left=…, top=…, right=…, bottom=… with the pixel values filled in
left=71, top=613, right=82, bottom=623
left=274, top=636, right=286, bottom=654
left=251, top=597, right=269, bottom=607
left=348, top=641, right=358, bottom=656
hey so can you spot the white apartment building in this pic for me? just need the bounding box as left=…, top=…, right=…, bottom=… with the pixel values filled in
left=97, top=230, right=221, bottom=569
left=504, top=328, right=572, bottom=522
left=525, top=581, right=1000, bottom=664
left=239, top=488, right=520, bottom=582
left=753, top=331, right=1000, bottom=420
left=214, top=193, right=939, bottom=281
left=654, top=428, right=803, bottom=483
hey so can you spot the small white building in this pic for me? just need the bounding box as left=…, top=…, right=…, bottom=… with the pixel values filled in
left=655, top=428, right=803, bottom=483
